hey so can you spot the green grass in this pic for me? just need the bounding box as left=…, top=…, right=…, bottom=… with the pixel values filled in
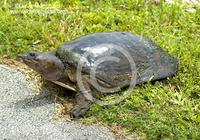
left=0, top=0, right=200, bottom=139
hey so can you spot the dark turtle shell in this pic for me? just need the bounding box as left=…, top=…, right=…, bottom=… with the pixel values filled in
left=56, top=32, right=179, bottom=87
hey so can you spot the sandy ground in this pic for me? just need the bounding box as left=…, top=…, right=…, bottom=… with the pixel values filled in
left=0, top=64, right=126, bottom=140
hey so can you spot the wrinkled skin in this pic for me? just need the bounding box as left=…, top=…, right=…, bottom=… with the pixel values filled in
left=18, top=51, right=64, bottom=81
left=18, top=51, right=104, bottom=118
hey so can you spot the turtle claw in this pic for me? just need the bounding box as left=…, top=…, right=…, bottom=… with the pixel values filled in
left=70, top=104, right=90, bottom=118
left=70, top=106, right=84, bottom=118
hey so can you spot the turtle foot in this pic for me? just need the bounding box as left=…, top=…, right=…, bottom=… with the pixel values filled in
left=70, top=104, right=90, bottom=118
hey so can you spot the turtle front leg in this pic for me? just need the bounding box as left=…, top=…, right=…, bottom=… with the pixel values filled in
left=70, top=76, right=95, bottom=118
left=70, top=90, right=92, bottom=118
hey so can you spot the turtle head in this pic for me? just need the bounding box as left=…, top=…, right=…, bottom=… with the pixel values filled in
left=18, top=51, right=64, bottom=81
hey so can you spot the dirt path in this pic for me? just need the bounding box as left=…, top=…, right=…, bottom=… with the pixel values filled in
left=0, top=64, right=126, bottom=140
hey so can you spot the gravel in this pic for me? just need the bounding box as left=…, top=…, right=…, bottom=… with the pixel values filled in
left=0, top=64, right=126, bottom=140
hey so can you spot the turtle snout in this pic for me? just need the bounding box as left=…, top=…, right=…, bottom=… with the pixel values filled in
left=18, top=51, right=37, bottom=59
left=17, top=54, right=28, bottom=59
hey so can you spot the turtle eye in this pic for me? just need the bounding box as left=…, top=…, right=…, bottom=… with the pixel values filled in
left=29, top=52, right=35, bottom=57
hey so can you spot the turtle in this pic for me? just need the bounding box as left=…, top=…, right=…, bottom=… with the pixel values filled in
left=18, top=31, right=179, bottom=118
